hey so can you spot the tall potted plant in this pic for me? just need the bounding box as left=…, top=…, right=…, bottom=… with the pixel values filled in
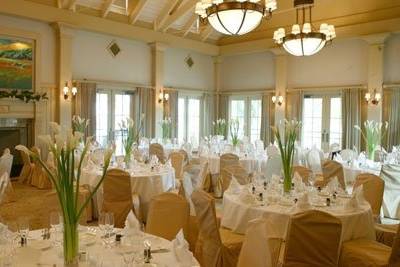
left=354, top=120, right=388, bottom=160
left=229, top=119, right=240, bottom=147
left=271, top=119, right=301, bottom=193
left=160, top=117, right=172, bottom=141
left=120, top=114, right=144, bottom=164
left=16, top=119, right=114, bottom=266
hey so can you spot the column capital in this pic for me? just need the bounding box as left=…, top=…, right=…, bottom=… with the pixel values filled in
left=360, top=33, right=390, bottom=46
left=149, top=42, right=168, bottom=52
left=51, top=22, right=75, bottom=38
left=213, top=56, right=223, bottom=64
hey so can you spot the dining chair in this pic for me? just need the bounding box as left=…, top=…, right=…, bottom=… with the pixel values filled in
left=221, top=165, right=250, bottom=193
left=31, top=146, right=52, bottom=189
left=17, top=147, right=34, bottom=184
left=0, top=148, right=13, bottom=178
left=339, top=219, right=400, bottom=267
left=380, top=164, right=400, bottom=220
left=170, top=151, right=185, bottom=180
left=0, top=172, right=16, bottom=204
left=340, top=149, right=357, bottom=161
left=149, top=143, right=165, bottom=163
left=307, top=148, right=324, bottom=174
left=315, top=160, right=346, bottom=191
left=292, top=165, right=312, bottom=184
left=220, top=153, right=239, bottom=172
left=146, top=192, right=189, bottom=241
left=191, top=189, right=244, bottom=267
left=282, top=210, right=342, bottom=267
left=102, top=168, right=141, bottom=227
left=353, top=173, right=384, bottom=219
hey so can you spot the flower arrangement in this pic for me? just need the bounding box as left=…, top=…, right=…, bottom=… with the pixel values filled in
left=212, top=118, right=227, bottom=136
left=72, top=115, right=89, bottom=140
left=119, top=114, right=145, bottom=164
left=271, top=119, right=301, bottom=193
left=229, top=119, right=240, bottom=146
left=160, top=117, right=172, bottom=140
left=354, top=120, right=388, bottom=160
left=16, top=119, right=114, bottom=265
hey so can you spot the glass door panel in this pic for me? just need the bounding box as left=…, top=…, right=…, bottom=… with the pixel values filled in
left=302, top=97, right=323, bottom=150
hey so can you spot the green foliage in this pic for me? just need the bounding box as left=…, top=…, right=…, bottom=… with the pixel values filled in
left=0, top=90, right=48, bottom=103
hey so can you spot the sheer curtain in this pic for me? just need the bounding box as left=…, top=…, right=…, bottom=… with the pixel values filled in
left=260, top=93, right=274, bottom=145
left=163, top=89, right=178, bottom=138
left=383, top=88, right=400, bottom=149
left=134, top=87, right=155, bottom=138
left=201, top=92, right=214, bottom=137
left=341, top=88, right=361, bottom=150
left=74, top=82, right=96, bottom=136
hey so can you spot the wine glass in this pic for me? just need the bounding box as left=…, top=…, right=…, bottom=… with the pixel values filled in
left=17, top=217, right=30, bottom=240
left=105, top=213, right=114, bottom=236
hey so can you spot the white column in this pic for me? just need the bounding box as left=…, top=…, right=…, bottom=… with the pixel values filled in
left=53, top=22, right=74, bottom=128
left=150, top=42, right=167, bottom=138
left=363, top=34, right=388, bottom=122
left=273, top=51, right=287, bottom=125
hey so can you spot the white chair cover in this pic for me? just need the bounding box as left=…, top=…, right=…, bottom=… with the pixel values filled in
left=0, top=149, right=13, bottom=178
left=341, top=149, right=357, bottom=162
left=381, top=164, right=400, bottom=219
left=307, top=148, right=323, bottom=174
left=265, top=155, right=282, bottom=180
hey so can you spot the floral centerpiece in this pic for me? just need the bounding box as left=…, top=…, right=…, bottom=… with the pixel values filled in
left=271, top=119, right=301, bottom=193
left=119, top=114, right=144, bottom=164
left=16, top=119, right=114, bottom=266
left=229, top=119, right=240, bottom=147
left=354, top=120, right=388, bottom=160
left=72, top=115, right=89, bottom=144
left=212, top=118, right=227, bottom=137
left=160, top=117, right=172, bottom=140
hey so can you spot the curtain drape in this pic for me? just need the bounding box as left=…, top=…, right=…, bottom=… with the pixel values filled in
left=134, top=87, right=155, bottom=138
left=201, top=93, right=214, bottom=137
left=74, top=82, right=97, bottom=137
left=163, top=89, right=178, bottom=138
left=217, top=94, right=229, bottom=137
left=286, top=90, right=303, bottom=138
left=383, top=88, right=400, bottom=150
left=261, top=93, right=274, bottom=145
left=341, top=88, right=361, bottom=150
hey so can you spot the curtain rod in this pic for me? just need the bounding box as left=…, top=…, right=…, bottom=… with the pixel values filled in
left=288, top=84, right=367, bottom=91
left=219, top=88, right=274, bottom=95
left=383, top=83, right=400, bottom=89
left=74, top=78, right=154, bottom=89
left=164, top=86, right=214, bottom=93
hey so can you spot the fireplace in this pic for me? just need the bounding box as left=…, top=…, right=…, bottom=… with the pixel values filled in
left=0, top=118, right=34, bottom=178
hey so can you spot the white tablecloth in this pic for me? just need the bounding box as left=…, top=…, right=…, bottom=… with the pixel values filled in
left=341, top=163, right=381, bottom=184
left=11, top=228, right=198, bottom=266
left=221, top=192, right=375, bottom=243
left=199, top=154, right=268, bottom=175
left=81, top=165, right=175, bottom=218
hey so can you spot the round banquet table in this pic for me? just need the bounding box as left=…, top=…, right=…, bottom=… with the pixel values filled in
left=81, top=164, right=176, bottom=219
left=199, top=154, right=268, bottom=175
left=8, top=228, right=198, bottom=266
left=340, top=163, right=381, bottom=185
left=221, top=191, right=376, bottom=243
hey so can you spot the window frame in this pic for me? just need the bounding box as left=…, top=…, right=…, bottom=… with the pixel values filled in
left=177, top=93, right=203, bottom=146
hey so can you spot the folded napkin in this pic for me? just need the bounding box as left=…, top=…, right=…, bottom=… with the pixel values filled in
left=226, top=177, right=242, bottom=194
left=239, top=187, right=256, bottom=205
left=296, top=192, right=312, bottom=210
left=293, top=172, right=306, bottom=192
left=124, top=211, right=140, bottom=236
left=344, top=185, right=364, bottom=211
left=172, top=230, right=198, bottom=267
left=326, top=177, right=339, bottom=194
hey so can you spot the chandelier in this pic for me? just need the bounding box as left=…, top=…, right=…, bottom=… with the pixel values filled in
left=195, top=0, right=277, bottom=36
left=273, top=0, right=336, bottom=56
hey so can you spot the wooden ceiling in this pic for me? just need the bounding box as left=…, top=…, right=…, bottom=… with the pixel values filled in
left=12, top=0, right=400, bottom=52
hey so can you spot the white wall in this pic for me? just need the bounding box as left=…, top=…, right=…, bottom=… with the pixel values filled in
left=384, top=33, right=400, bottom=84
left=72, top=30, right=152, bottom=85
left=164, top=47, right=214, bottom=90
left=0, top=14, right=56, bottom=85
left=221, top=52, right=275, bottom=90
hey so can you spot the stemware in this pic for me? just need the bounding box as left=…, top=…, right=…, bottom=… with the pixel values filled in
left=17, top=217, right=30, bottom=243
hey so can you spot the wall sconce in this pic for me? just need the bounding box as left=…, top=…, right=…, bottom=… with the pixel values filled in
left=63, top=81, right=78, bottom=100
left=158, top=90, right=169, bottom=104
left=272, top=94, right=284, bottom=106
left=365, top=89, right=381, bottom=105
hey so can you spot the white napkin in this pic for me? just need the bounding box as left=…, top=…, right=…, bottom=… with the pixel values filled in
left=239, top=187, right=256, bottom=205
left=226, top=177, right=242, bottom=194
left=293, top=172, right=306, bottom=192
left=326, top=177, right=339, bottom=194
left=124, top=211, right=140, bottom=233
left=291, top=192, right=312, bottom=212
left=172, top=230, right=198, bottom=267
left=344, top=185, right=364, bottom=211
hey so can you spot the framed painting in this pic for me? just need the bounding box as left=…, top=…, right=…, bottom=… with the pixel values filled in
left=0, top=36, right=34, bottom=90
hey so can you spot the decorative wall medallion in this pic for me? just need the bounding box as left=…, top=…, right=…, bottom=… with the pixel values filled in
left=107, top=40, right=121, bottom=57
left=185, top=55, right=194, bottom=69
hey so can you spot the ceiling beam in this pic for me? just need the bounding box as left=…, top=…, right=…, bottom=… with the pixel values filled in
left=160, top=0, right=197, bottom=32
left=200, top=25, right=213, bottom=41
left=128, top=0, right=148, bottom=24
left=181, top=14, right=197, bottom=37
left=154, top=0, right=180, bottom=31
left=0, top=0, right=219, bottom=55
left=67, top=0, right=77, bottom=11
left=102, top=0, right=115, bottom=18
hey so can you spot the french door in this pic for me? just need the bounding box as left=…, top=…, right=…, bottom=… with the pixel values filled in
left=301, top=94, right=342, bottom=152
left=95, top=89, right=132, bottom=155
left=178, top=96, right=201, bottom=147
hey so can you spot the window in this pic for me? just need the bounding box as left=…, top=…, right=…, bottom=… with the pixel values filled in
left=178, top=95, right=201, bottom=147
left=95, top=89, right=132, bottom=155
left=301, top=94, right=342, bottom=151
left=229, top=96, right=262, bottom=143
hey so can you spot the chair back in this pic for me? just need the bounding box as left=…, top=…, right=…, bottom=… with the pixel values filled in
left=353, top=173, right=384, bottom=217
left=149, top=143, right=165, bottom=163
left=265, top=154, right=282, bottom=180
left=0, top=172, right=9, bottom=204
left=198, top=162, right=211, bottom=191
left=283, top=210, right=342, bottom=267
left=102, top=169, right=132, bottom=228
left=170, top=152, right=185, bottom=180
left=146, top=192, right=189, bottom=241
left=321, top=160, right=346, bottom=190
left=191, top=190, right=223, bottom=267
left=222, top=165, right=250, bottom=192
left=181, top=173, right=196, bottom=216
left=380, top=164, right=400, bottom=219
left=307, top=148, right=323, bottom=174
left=220, top=153, right=239, bottom=172
left=389, top=222, right=400, bottom=265
left=179, top=149, right=190, bottom=165
left=292, top=165, right=312, bottom=184
left=0, top=149, right=13, bottom=178
left=340, top=149, right=357, bottom=161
